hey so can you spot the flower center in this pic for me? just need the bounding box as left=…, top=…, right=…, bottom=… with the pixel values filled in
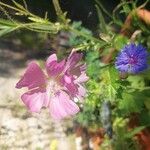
left=128, top=57, right=137, bottom=65
left=47, top=79, right=61, bottom=99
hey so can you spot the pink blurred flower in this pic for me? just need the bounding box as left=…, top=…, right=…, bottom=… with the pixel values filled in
left=16, top=50, right=88, bottom=120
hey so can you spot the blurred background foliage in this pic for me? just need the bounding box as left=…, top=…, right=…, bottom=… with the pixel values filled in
left=0, top=0, right=150, bottom=149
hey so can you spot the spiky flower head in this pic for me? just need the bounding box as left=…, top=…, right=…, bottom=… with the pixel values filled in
left=115, top=43, right=148, bottom=74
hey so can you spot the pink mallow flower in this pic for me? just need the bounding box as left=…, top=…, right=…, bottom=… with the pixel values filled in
left=16, top=50, right=88, bottom=120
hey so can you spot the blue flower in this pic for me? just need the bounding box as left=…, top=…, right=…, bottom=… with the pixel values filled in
left=115, top=43, right=148, bottom=74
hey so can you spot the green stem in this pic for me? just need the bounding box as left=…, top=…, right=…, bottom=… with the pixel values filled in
left=69, top=27, right=104, bottom=44
left=0, top=2, right=21, bottom=12
left=95, top=0, right=112, bottom=19
left=52, top=0, right=63, bottom=16
left=0, top=1, right=41, bottom=19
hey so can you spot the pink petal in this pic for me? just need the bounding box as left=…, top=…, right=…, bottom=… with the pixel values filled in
left=75, top=73, right=89, bottom=84
left=49, top=91, right=79, bottom=120
left=21, top=88, right=48, bottom=113
left=80, top=64, right=87, bottom=72
left=69, top=64, right=87, bottom=77
left=61, top=73, right=78, bottom=95
left=16, top=61, right=46, bottom=89
left=69, top=65, right=81, bottom=77
left=46, top=54, right=57, bottom=65
left=65, top=50, right=83, bottom=71
left=46, top=54, right=65, bottom=77
left=77, top=84, right=87, bottom=98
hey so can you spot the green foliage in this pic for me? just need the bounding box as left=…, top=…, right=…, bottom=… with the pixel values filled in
left=112, top=117, right=142, bottom=150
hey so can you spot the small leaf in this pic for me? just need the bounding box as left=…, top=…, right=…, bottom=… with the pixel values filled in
left=127, top=76, right=145, bottom=90
left=125, top=126, right=145, bottom=138
left=28, top=17, right=48, bottom=23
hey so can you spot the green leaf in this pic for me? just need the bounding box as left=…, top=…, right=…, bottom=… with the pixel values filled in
left=95, top=0, right=112, bottom=19
left=113, top=35, right=129, bottom=50
left=119, top=93, right=144, bottom=114
left=95, top=4, right=107, bottom=33
left=28, top=23, right=60, bottom=33
left=86, top=50, right=99, bottom=62
left=12, top=0, right=26, bottom=11
left=0, top=19, right=16, bottom=27
left=127, top=76, right=145, bottom=89
left=28, top=17, right=48, bottom=23
left=125, top=126, right=145, bottom=138
left=0, top=19, right=18, bottom=36
left=0, top=18, right=20, bottom=36
left=102, top=67, right=120, bottom=101
left=121, top=2, right=131, bottom=15
left=0, top=28, right=16, bottom=36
